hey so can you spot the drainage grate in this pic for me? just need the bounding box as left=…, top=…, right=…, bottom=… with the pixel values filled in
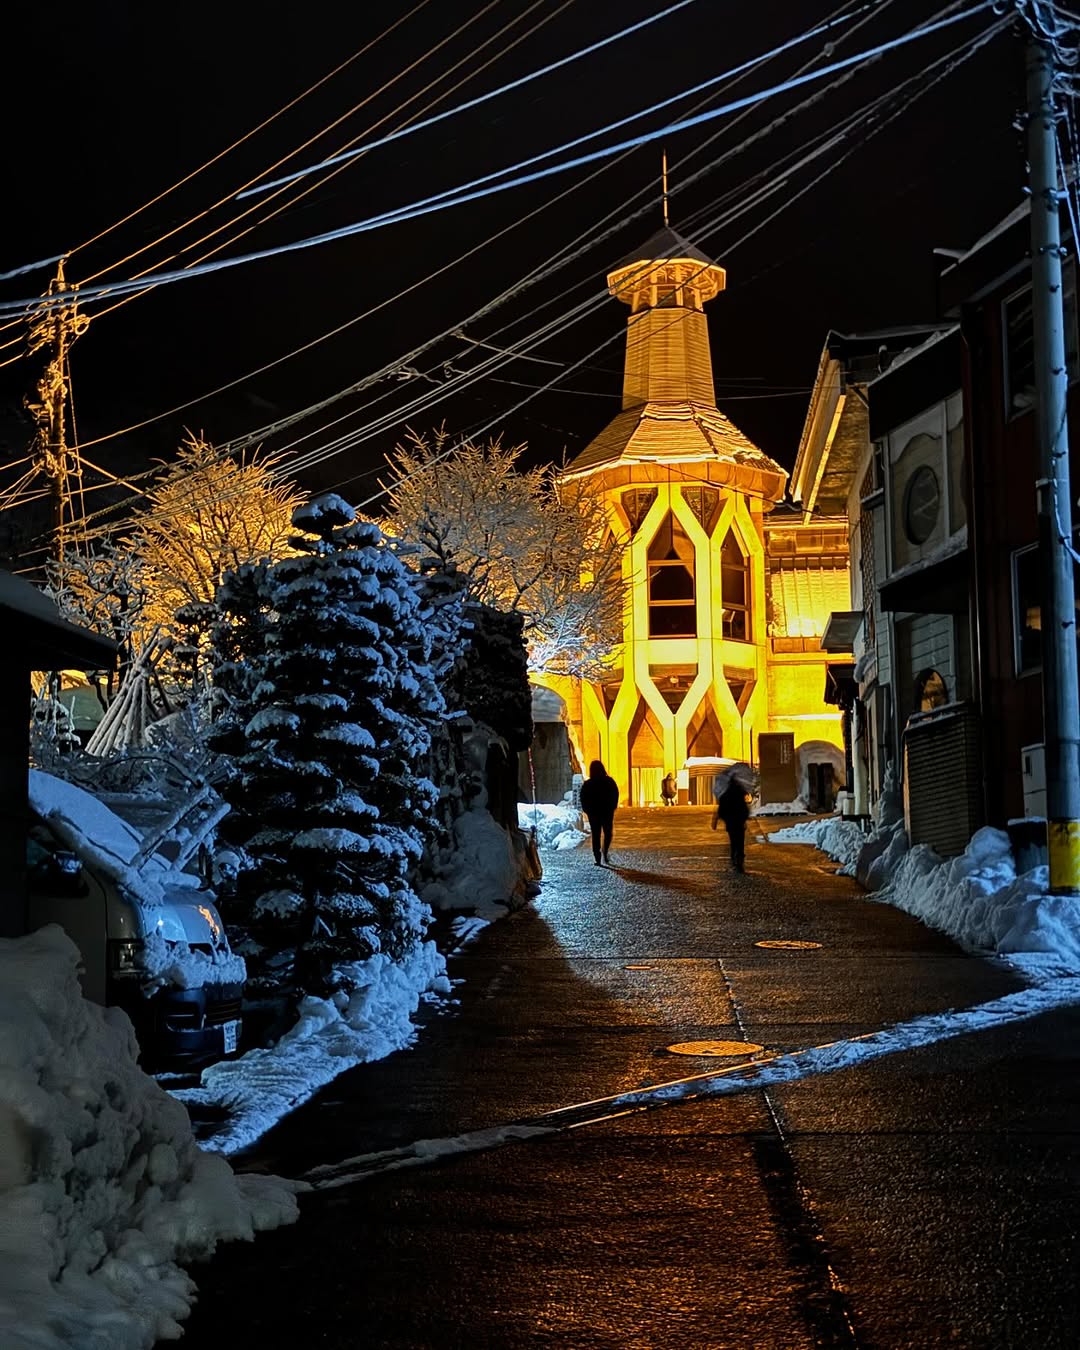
left=665, top=1039, right=765, bottom=1057
left=755, top=939, right=823, bottom=950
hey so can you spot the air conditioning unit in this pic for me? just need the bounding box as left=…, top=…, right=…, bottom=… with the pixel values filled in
left=1021, top=743, right=1046, bottom=818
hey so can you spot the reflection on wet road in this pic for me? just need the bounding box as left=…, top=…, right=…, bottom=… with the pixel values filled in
left=186, top=808, right=1080, bottom=1349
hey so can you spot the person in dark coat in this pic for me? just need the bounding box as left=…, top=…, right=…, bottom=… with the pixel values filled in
left=579, top=759, right=620, bottom=865
left=661, top=772, right=677, bottom=806
left=711, top=769, right=751, bottom=873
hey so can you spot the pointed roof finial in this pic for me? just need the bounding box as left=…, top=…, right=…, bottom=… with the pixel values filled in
left=661, top=149, right=670, bottom=227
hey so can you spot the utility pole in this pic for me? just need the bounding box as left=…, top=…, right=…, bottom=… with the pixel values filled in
left=1026, top=30, right=1080, bottom=892
left=25, top=260, right=89, bottom=577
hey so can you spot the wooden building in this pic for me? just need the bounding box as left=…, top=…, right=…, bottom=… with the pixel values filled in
left=542, top=229, right=847, bottom=806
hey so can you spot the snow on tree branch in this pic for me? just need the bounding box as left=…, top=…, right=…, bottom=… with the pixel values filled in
left=382, top=430, right=625, bottom=680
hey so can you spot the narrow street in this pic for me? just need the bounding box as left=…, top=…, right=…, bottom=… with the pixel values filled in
left=186, top=811, right=1080, bottom=1349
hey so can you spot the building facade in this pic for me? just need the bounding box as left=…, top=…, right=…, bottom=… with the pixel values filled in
left=543, top=230, right=847, bottom=806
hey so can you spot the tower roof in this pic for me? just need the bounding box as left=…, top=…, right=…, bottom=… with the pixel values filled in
left=611, top=227, right=714, bottom=271
left=559, top=400, right=787, bottom=501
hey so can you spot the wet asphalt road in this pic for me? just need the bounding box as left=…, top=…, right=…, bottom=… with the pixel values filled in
left=184, top=810, right=1080, bottom=1349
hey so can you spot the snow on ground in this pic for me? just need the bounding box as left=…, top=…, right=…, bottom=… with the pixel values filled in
left=172, top=939, right=450, bottom=1156
left=519, top=799, right=587, bottom=851
left=0, top=926, right=300, bottom=1350
left=298, top=973, right=1080, bottom=1190
left=876, top=827, right=1080, bottom=977
left=770, top=813, right=1080, bottom=977
left=755, top=796, right=809, bottom=816
left=768, top=814, right=867, bottom=872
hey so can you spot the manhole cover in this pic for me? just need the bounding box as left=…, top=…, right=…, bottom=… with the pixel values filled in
left=755, top=939, right=823, bottom=950
left=665, top=1040, right=765, bottom=1057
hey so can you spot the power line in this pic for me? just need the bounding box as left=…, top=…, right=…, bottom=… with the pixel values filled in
left=282, top=16, right=1004, bottom=491
left=8, top=0, right=990, bottom=549
left=50, top=2, right=976, bottom=522
left=237, top=0, right=707, bottom=198
left=0, top=2, right=993, bottom=317
left=72, top=0, right=437, bottom=270
left=79, top=0, right=507, bottom=290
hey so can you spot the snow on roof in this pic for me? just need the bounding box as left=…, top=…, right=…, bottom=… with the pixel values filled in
left=869, top=322, right=961, bottom=383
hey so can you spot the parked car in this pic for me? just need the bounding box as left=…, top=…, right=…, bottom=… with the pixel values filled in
left=26, top=769, right=245, bottom=1069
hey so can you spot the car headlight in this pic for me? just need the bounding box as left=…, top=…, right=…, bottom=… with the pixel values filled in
left=109, top=939, right=145, bottom=974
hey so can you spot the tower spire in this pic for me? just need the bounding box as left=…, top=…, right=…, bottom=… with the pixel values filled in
left=661, top=150, right=669, bottom=227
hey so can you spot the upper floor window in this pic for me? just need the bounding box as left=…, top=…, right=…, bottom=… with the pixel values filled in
left=648, top=513, right=696, bottom=637
left=681, top=485, right=720, bottom=535
left=620, top=487, right=657, bottom=536
left=1004, top=266, right=1079, bottom=419
left=721, top=531, right=750, bottom=641
left=914, top=668, right=949, bottom=712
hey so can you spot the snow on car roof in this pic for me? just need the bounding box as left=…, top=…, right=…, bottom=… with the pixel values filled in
left=28, top=768, right=171, bottom=906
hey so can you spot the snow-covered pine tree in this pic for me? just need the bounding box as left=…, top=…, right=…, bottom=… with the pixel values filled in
left=218, top=495, right=445, bottom=997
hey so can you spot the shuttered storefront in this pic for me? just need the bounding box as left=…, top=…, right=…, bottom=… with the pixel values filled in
left=903, top=704, right=983, bottom=857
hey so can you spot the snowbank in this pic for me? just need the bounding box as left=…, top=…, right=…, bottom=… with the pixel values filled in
left=755, top=796, right=809, bottom=816
left=876, top=826, right=1080, bottom=975
left=768, top=815, right=867, bottom=873
left=770, top=814, right=1080, bottom=976
left=0, top=926, right=300, bottom=1350
left=519, top=799, right=588, bottom=851
left=173, top=938, right=450, bottom=1155
left=422, top=804, right=521, bottom=917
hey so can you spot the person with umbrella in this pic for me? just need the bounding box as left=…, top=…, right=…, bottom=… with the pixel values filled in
left=711, top=762, right=755, bottom=873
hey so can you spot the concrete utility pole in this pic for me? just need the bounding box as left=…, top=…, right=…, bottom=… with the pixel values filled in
left=1026, top=33, right=1080, bottom=892
left=25, top=260, right=89, bottom=574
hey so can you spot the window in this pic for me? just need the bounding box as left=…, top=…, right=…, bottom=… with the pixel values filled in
left=621, top=487, right=656, bottom=535
left=720, top=531, right=750, bottom=640
left=648, top=513, right=696, bottom=637
left=1013, top=544, right=1043, bottom=674
left=902, top=464, right=941, bottom=545
left=859, top=507, right=876, bottom=647
left=681, top=486, right=720, bottom=535
left=1004, top=267, right=1080, bottom=418
left=914, top=668, right=948, bottom=712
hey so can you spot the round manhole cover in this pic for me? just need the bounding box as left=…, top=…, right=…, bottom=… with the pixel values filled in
left=755, top=939, right=823, bottom=950
left=624, top=964, right=654, bottom=971
left=665, top=1040, right=765, bottom=1057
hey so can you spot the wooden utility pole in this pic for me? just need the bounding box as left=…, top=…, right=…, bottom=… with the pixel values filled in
left=25, top=260, right=89, bottom=574
left=1025, top=27, right=1080, bottom=892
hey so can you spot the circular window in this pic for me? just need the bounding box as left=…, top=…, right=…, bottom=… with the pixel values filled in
left=903, top=465, right=940, bottom=544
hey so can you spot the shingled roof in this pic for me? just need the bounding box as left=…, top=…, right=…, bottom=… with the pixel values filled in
left=560, top=400, right=787, bottom=501
left=610, top=227, right=715, bottom=272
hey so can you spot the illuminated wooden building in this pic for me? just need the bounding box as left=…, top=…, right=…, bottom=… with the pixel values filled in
left=543, top=229, right=848, bottom=805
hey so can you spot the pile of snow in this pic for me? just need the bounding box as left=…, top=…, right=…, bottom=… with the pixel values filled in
left=756, top=796, right=809, bottom=816
left=423, top=803, right=524, bottom=917
left=0, top=926, right=300, bottom=1350
left=876, top=826, right=1080, bottom=976
left=519, top=799, right=587, bottom=851
left=173, top=939, right=450, bottom=1155
left=768, top=815, right=867, bottom=873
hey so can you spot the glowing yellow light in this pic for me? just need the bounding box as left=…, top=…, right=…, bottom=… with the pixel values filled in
left=197, top=905, right=221, bottom=942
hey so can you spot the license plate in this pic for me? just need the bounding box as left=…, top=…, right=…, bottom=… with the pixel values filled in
left=222, top=1020, right=240, bottom=1055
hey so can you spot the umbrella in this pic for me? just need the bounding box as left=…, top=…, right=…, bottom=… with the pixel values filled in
left=711, top=761, right=756, bottom=799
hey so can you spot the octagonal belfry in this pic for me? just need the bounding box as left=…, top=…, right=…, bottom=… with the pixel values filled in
left=547, top=229, right=847, bottom=807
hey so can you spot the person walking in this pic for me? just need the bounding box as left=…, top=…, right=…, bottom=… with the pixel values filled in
left=711, top=765, right=753, bottom=873
left=579, top=760, right=620, bottom=866
left=660, top=772, right=677, bottom=806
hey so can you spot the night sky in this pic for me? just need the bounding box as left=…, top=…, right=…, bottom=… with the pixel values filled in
left=1, top=0, right=1026, bottom=514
